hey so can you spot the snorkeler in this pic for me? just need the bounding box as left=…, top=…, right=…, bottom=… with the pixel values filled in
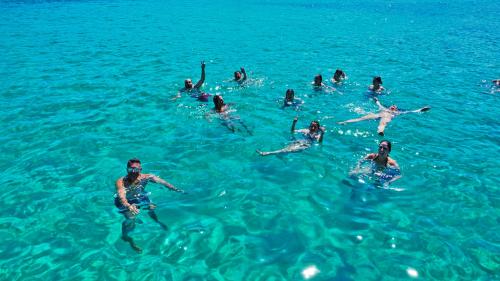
left=338, top=97, right=431, bottom=136
left=256, top=117, right=324, bottom=156
left=234, top=67, right=247, bottom=84
left=368, top=76, right=384, bottom=92
left=208, top=94, right=252, bottom=134
left=350, top=140, right=401, bottom=184
left=283, top=89, right=303, bottom=108
left=172, top=61, right=206, bottom=100
left=115, top=158, right=185, bottom=253
left=331, top=69, right=347, bottom=83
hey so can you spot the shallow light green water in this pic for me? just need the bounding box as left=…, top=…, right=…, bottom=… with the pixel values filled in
left=0, top=0, right=499, bottom=280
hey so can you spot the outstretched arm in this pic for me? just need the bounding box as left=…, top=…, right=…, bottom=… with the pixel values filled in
left=373, top=97, right=386, bottom=110
left=291, top=117, right=298, bottom=133
left=400, top=106, right=431, bottom=114
left=149, top=174, right=185, bottom=193
left=194, top=61, right=206, bottom=89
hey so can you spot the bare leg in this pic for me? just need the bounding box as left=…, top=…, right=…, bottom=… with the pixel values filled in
left=121, top=218, right=142, bottom=253
left=377, top=116, right=392, bottom=136
left=338, top=113, right=380, bottom=124
left=147, top=204, right=168, bottom=231
left=257, top=141, right=310, bottom=156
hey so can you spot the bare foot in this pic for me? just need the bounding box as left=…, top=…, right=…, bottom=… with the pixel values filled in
left=122, top=236, right=142, bottom=253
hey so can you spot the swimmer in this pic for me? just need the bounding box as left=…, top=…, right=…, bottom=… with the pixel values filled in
left=493, top=79, right=500, bottom=86
left=115, top=158, right=185, bottom=253
left=234, top=67, right=247, bottom=84
left=256, top=117, right=324, bottom=156
left=283, top=89, right=303, bottom=108
left=338, top=97, right=431, bottom=136
left=209, top=95, right=252, bottom=134
left=312, top=74, right=325, bottom=87
left=368, top=76, right=384, bottom=92
left=331, top=69, right=347, bottom=83
left=172, top=61, right=206, bottom=100
left=350, top=140, right=401, bottom=184
left=312, top=74, right=337, bottom=92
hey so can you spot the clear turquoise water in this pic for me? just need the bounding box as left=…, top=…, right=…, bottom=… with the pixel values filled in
left=1, top=0, right=499, bottom=280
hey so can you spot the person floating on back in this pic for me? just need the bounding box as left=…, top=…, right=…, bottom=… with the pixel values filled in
left=338, top=97, right=430, bottom=136
left=256, top=117, right=324, bottom=156
left=331, top=69, right=347, bottom=83
left=173, top=61, right=206, bottom=100
left=115, top=158, right=185, bottom=253
left=368, top=76, right=384, bottom=92
left=234, top=67, right=247, bottom=84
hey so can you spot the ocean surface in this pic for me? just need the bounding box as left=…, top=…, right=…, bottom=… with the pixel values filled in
left=0, top=0, right=499, bottom=280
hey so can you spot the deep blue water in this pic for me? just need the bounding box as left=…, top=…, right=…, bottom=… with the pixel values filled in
left=0, top=0, right=499, bottom=280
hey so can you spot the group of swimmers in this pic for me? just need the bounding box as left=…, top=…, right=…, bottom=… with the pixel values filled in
left=115, top=61, right=434, bottom=253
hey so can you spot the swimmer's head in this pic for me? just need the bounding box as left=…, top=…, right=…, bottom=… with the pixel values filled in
left=234, top=71, right=242, bottom=80
left=126, top=158, right=142, bottom=177
left=184, top=79, right=193, bottom=89
left=285, top=89, right=295, bottom=101
left=493, top=79, right=500, bottom=86
left=389, top=105, right=398, bottom=111
left=213, top=94, right=224, bottom=110
left=378, top=140, right=392, bottom=155
left=309, top=120, right=320, bottom=132
left=333, top=69, right=345, bottom=80
left=314, top=74, right=323, bottom=86
left=373, top=76, right=383, bottom=85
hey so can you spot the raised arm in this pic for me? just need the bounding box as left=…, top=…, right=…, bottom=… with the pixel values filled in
left=240, top=67, right=247, bottom=82
left=291, top=117, right=298, bottom=133
left=116, top=178, right=139, bottom=214
left=194, top=61, right=206, bottom=89
left=148, top=174, right=185, bottom=193
left=318, top=127, right=325, bottom=143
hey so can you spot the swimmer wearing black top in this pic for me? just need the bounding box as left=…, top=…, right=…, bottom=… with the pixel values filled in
left=172, top=61, right=206, bottom=100
left=234, top=67, right=247, bottom=84
left=351, top=140, right=401, bottom=184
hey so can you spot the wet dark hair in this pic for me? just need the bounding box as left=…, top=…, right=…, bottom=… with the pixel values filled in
left=285, top=89, right=295, bottom=100
left=127, top=158, right=141, bottom=168
left=380, top=140, right=391, bottom=152
left=213, top=95, right=224, bottom=109
left=315, top=74, right=322, bottom=81
left=311, top=120, right=320, bottom=127
left=373, top=76, right=383, bottom=84
left=334, top=69, right=344, bottom=76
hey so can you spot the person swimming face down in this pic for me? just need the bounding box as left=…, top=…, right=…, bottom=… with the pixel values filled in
left=213, top=94, right=225, bottom=112
left=314, top=74, right=323, bottom=86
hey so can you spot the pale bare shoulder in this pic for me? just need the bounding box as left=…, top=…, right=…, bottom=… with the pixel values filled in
left=365, top=153, right=377, bottom=160
left=387, top=157, right=399, bottom=167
